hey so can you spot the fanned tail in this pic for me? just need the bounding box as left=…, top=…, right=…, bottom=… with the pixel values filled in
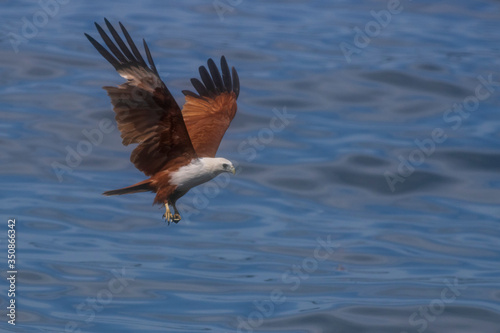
left=103, top=179, right=152, bottom=196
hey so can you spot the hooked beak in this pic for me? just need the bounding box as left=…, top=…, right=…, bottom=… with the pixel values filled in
left=230, top=166, right=236, bottom=175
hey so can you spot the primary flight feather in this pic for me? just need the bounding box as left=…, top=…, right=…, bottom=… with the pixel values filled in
left=85, top=18, right=239, bottom=223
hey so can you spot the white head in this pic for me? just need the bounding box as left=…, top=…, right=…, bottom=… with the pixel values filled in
left=200, top=157, right=236, bottom=176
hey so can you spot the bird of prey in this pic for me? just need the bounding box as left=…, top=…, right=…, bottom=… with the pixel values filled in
left=85, top=19, right=239, bottom=223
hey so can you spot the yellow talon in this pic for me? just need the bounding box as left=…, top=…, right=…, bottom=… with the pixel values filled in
left=163, top=203, right=172, bottom=224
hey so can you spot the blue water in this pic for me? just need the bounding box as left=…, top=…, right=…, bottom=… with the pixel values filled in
left=1, top=0, right=500, bottom=332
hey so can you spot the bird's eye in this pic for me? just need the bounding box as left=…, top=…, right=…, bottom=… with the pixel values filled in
left=222, top=163, right=228, bottom=169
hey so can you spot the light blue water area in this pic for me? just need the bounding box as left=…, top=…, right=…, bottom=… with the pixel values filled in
left=1, top=0, right=500, bottom=332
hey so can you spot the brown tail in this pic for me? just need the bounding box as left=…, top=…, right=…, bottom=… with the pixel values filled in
left=103, top=179, right=153, bottom=196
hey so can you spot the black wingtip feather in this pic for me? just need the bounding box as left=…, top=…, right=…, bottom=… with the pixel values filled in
left=85, top=32, right=120, bottom=69
left=187, top=56, right=240, bottom=100
left=232, top=67, right=240, bottom=98
left=198, top=66, right=216, bottom=96
left=143, top=39, right=159, bottom=75
left=220, top=56, right=232, bottom=93
left=207, top=58, right=224, bottom=92
left=118, top=21, right=148, bottom=68
left=94, top=22, right=128, bottom=63
left=191, top=78, right=210, bottom=97
left=104, top=18, right=136, bottom=62
left=87, top=20, right=163, bottom=78
left=182, top=90, right=201, bottom=98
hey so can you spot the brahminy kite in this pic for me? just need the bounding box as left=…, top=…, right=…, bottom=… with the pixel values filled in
left=85, top=19, right=239, bottom=223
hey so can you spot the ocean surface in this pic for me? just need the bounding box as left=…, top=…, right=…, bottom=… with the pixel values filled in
left=1, top=0, right=500, bottom=332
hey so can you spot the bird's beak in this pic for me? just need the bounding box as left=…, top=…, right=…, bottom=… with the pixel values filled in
left=230, top=166, right=236, bottom=175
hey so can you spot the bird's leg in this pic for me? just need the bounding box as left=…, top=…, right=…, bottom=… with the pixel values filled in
left=172, top=202, right=182, bottom=223
left=163, top=202, right=173, bottom=224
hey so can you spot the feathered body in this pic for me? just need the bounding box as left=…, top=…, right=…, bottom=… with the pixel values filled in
left=85, top=19, right=239, bottom=223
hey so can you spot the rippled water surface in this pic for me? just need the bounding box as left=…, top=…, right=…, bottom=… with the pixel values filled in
left=1, top=0, right=500, bottom=332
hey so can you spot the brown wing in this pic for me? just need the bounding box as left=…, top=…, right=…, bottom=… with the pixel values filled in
left=85, top=19, right=196, bottom=176
left=181, top=56, right=240, bottom=157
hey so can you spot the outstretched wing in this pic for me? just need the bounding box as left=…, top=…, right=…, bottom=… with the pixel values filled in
left=181, top=56, right=240, bottom=157
left=85, top=19, right=196, bottom=176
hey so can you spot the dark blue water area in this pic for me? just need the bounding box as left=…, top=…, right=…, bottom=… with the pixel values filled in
left=1, top=0, right=500, bottom=332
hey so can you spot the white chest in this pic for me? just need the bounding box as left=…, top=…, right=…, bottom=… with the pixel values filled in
left=169, top=159, right=219, bottom=190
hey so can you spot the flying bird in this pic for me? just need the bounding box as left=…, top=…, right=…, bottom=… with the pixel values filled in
left=85, top=19, right=239, bottom=223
